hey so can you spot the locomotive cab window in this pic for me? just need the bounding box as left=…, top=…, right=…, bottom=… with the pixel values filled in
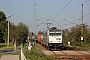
left=49, top=32, right=61, bottom=36
left=56, top=33, right=61, bottom=36
left=49, top=33, right=54, bottom=36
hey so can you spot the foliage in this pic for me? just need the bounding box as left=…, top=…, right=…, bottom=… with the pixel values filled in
left=63, top=24, right=90, bottom=46
left=0, top=11, right=6, bottom=21
left=0, top=11, right=7, bottom=42
left=14, top=22, right=29, bottom=45
left=0, top=43, right=6, bottom=48
left=86, top=30, right=90, bottom=43
left=0, top=11, right=29, bottom=45
left=0, top=24, right=4, bottom=41
left=24, top=46, right=55, bottom=60
left=0, top=54, right=2, bottom=57
left=38, top=30, right=43, bottom=34
left=28, top=31, right=32, bottom=37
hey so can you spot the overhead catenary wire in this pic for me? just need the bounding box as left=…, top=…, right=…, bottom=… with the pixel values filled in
left=57, top=4, right=81, bottom=27
left=64, top=19, right=77, bottom=25
left=72, top=12, right=90, bottom=22
left=64, top=12, right=90, bottom=25
left=62, top=0, right=90, bottom=26
left=36, top=0, right=69, bottom=27
left=84, top=13, right=90, bottom=17
left=64, top=0, right=90, bottom=19
left=35, top=19, right=49, bottom=27
left=83, top=0, right=90, bottom=4
left=51, top=0, right=72, bottom=22
left=34, top=0, right=90, bottom=29
left=50, top=0, right=69, bottom=20
left=53, top=0, right=90, bottom=29
left=64, top=5, right=81, bottom=19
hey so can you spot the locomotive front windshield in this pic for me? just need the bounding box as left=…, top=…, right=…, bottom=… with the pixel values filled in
left=49, top=32, right=61, bottom=36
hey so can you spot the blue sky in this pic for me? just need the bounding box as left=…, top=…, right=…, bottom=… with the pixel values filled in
left=0, top=0, right=90, bottom=34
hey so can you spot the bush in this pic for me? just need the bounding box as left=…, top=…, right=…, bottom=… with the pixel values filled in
left=24, top=46, right=55, bottom=60
left=0, top=54, right=2, bottom=57
left=0, top=43, right=6, bottom=48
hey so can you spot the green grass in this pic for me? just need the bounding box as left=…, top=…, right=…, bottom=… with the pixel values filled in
left=0, top=43, right=21, bottom=60
left=0, top=43, right=21, bottom=50
left=65, top=44, right=90, bottom=51
left=64, top=41, right=90, bottom=50
left=0, top=43, right=14, bottom=50
left=24, top=45, right=55, bottom=60
left=74, top=44, right=90, bottom=50
left=0, top=43, right=6, bottom=48
left=0, top=54, right=2, bottom=57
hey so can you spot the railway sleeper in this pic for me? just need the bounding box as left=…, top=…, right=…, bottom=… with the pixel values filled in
left=53, top=56, right=89, bottom=60
left=54, top=57, right=74, bottom=60
left=54, top=56, right=88, bottom=60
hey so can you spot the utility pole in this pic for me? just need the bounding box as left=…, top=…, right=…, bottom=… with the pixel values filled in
left=33, top=0, right=36, bottom=45
left=81, top=4, right=84, bottom=45
left=7, top=15, right=12, bottom=48
left=7, top=17, right=10, bottom=48
left=34, top=0, right=36, bottom=34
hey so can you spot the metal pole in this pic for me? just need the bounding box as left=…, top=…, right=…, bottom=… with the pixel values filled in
left=81, top=4, right=84, bottom=45
left=34, top=1, right=36, bottom=45
left=34, top=4, right=36, bottom=33
left=34, top=1, right=36, bottom=34
left=82, top=4, right=84, bottom=36
left=7, top=17, right=10, bottom=48
left=7, top=15, right=12, bottom=48
left=82, top=4, right=85, bottom=44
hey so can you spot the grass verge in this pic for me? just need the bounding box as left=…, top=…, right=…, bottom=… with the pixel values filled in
left=24, top=45, right=55, bottom=60
left=0, top=54, right=2, bottom=57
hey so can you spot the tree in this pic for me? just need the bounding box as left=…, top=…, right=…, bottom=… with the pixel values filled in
left=0, top=11, right=7, bottom=42
left=0, top=11, right=6, bottom=21
left=86, top=30, right=90, bottom=43
left=38, top=30, right=43, bottom=34
left=14, top=22, right=29, bottom=45
left=0, top=24, right=4, bottom=42
left=9, top=23, right=16, bottom=42
left=63, top=24, right=90, bottom=46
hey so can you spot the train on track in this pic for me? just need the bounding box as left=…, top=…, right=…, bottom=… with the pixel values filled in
left=38, top=27, right=63, bottom=50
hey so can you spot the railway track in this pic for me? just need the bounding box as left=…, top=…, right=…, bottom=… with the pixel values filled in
left=51, top=50, right=90, bottom=60
left=36, top=43, right=90, bottom=60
